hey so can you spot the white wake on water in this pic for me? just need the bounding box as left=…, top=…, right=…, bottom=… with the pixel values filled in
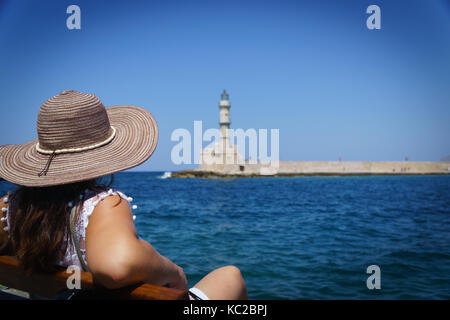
left=158, top=171, right=172, bottom=179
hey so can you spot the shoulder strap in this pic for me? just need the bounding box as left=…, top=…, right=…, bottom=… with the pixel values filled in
left=69, top=204, right=90, bottom=272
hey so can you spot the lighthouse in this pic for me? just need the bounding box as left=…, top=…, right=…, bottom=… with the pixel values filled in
left=218, top=90, right=232, bottom=165
left=199, top=90, right=244, bottom=170
left=219, top=90, right=231, bottom=147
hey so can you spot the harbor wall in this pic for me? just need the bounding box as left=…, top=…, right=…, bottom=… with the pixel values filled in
left=184, top=161, right=450, bottom=177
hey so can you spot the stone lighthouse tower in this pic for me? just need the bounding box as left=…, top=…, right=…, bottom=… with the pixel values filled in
left=219, top=90, right=231, bottom=147
left=199, top=90, right=244, bottom=170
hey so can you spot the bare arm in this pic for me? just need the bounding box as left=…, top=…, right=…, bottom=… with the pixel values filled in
left=85, top=195, right=187, bottom=290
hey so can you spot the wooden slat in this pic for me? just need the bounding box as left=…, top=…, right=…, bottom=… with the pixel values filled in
left=0, top=256, right=188, bottom=300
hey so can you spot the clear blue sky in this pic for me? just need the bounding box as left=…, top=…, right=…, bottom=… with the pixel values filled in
left=0, top=0, right=449, bottom=171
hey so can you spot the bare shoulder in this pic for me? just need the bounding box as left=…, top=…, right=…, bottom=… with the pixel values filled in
left=88, top=195, right=134, bottom=228
left=86, top=194, right=137, bottom=241
left=84, top=193, right=140, bottom=285
left=93, top=194, right=130, bottom=215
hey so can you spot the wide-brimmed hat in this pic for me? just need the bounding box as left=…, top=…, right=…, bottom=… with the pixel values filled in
left=0, top=90, right=158, bottom=187
left=0, top=144, right=10, bottom=180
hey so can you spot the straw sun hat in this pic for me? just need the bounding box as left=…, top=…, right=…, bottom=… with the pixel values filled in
left=0, top=90, right=158, bottom=187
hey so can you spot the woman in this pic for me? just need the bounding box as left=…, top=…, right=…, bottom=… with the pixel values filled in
left=0, top=90, right=247, bottom=300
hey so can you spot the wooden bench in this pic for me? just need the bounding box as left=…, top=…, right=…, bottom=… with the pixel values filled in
left=0, top=255, right=188, bottom=300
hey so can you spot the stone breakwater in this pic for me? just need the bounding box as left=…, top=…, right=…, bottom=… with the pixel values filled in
left=172, top=161, right=450, bottom=178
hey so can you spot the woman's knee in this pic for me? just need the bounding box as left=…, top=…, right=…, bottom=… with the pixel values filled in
left=221, top=265, right=244, bottom=282
left=194, top=265, right=248, bottom=300
left=219, top=265, right=247, bottom=297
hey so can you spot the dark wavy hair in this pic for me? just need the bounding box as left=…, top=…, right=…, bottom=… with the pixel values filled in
left=0, top=175, right=114, bottom=274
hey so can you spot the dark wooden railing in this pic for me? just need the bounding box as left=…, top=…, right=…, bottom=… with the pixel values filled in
left=0, top=255, right=188, bottom=300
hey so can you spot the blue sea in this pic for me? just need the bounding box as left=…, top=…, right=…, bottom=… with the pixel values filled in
left=1, top=173, right=449, bottom=299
